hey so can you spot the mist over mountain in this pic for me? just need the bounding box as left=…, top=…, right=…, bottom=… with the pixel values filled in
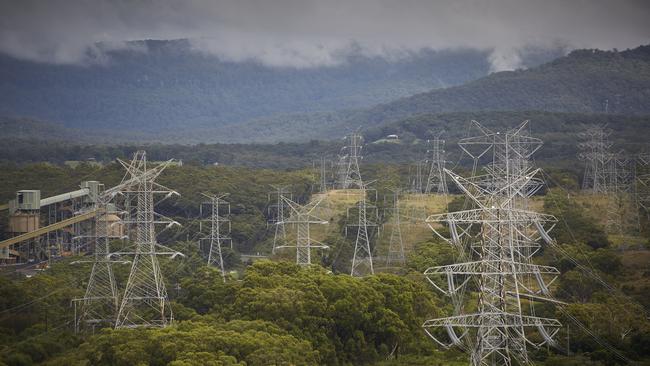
left=219, top=45, right=650, bottom=142
left=0, top=39, right=566, bottom=135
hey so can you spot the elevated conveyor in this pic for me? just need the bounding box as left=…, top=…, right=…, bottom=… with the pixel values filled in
left=0, top=209, right=99, bottom=252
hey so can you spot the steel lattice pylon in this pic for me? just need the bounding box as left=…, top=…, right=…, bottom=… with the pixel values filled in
left=578, top=125, right=613, bottom=193
left=73, top=198, right=120, bottom=332
left=349, top=187, right=378, bottom=276
left=635, top=153, right=650, bottom=216
left=114, top=151, right=182, bottom=329
left=423, top=121, right=562, bottom=366
left=200, top=193, right=231, bottom=282
left=274, top=195, right=328, bottom=265
left=269, top=185, right=291, bottom=254
left=385, top=189, right=405, bottom=266
left=338, top=132, right=364, bottom=189
left=424, top=132, right=449, bottom=195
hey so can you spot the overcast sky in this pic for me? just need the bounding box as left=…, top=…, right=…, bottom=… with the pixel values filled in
left=1, top=0, right=649, bottom=70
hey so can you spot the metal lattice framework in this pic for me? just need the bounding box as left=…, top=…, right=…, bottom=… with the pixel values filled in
left=425, top=132, right=449, bottom=195
left=269, top=185, right=291, bottom=254
left=275, top=195, right=328, bottom=265
left=635, top=153, right=650, bottom=215
left=410, top=159, right=425, bottom=193
left=200, top=193, right=231, bottom=282
left=578, top=125, right=613, bottom=193
left=316, top=156, right=330, bottom=193
left=73, top=198, right=121, bottom=332
left=385, top=189, right=406, bottom=266
left=423, top=121, right=562, bottom=366
left=348, top=186, right=378, bottom=276
left=578, top=125, right=643, bottom=232
left=114, top=151, right=182, bottom=329
left=338, top=132, right=364, bottom=189
left=606, top=152, right=637, bottom=233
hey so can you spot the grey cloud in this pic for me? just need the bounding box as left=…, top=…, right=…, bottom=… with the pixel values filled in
left=0, top=0, right=648, bottom=69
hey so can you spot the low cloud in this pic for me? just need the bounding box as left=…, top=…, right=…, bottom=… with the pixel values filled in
left=1, top=0, right=648, bottom=70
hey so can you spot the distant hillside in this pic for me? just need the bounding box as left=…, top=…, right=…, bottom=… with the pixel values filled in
left=3, top=44, right=647, bottom=144
left=362, top=110, right=650, bottom=164
left=0, top=40, right=507, bottom=130
left=216, top=45, right=650, bottom=142
left=344, top=46, right=650, bottom=128
left=3, top=112, right=650, bottom=170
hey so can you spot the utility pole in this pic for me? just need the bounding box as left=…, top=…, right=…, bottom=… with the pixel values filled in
left=114, top=151, right=183, bottom=329
left=200, top=193, right=231, bottom=282
left=424, top=132, right=448, bottom=195
left=423, top=121, right=562, bottom=366
left=274, top=195, right=328, bottom=265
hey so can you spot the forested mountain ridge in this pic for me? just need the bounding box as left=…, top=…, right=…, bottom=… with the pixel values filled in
left=3, top=44, right=647, bottom=144
left=0, top=39, right=507, bottom=130
left=341, top=45, right=650, bottom=129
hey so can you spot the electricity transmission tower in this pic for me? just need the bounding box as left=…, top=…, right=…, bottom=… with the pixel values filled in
left=200, top=193, right=231, bottom=282
left=73, top=198, right=120, bottom=332
left=315, top=156, right=330, bottom=193
left=423, top=121, right=562, bottom=366
left=578, top=125, right=613, bottom=193
left=409, top=160, right=425, bottom=193
left=606, top=152, right=637, bottom=233
left=114, top=151, right=182, bottom=329
left=385, top=189, right=405, bottom=267
left=337, top=132, right=364, bottom=189
left=268, top=185, right=291, bottom=254
left=635, top=153, right=650, bottom=216
left=274, top=195, right=328, bottom=265
left=424, top=133, right=448, bottom=195
left=348, top=186, right=378, bottom=276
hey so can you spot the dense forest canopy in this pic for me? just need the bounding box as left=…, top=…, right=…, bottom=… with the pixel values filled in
left=1, top=156, right=649, bottom=365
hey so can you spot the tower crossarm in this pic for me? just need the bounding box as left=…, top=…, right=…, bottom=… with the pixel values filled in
left=423, top=313, right=562, bottom=329
left=424, top=261, right=559, bottom=296
left=423, top=313, right=562, bottom=350
left=426, top=208, right=557, bottom=225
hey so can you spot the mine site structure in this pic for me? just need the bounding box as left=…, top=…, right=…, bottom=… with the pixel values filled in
left=423, top=120, right=562, bottom=366
left=200, top=193, right=231, bottom=282
left=273, top=194, right=328, bottom=266
left=0, top=180, right=114, bottom=265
